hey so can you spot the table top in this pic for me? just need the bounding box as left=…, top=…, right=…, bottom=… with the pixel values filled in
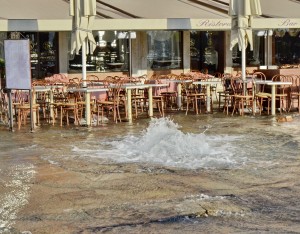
left=193, top=80, right=221, bottom=85
left=67, top=87, right=108, bottom=93
left=110, top=83, right=169, bottom=89
left=266, top=81, right=292, bottom=85
left=254, top=80, right=292, bottom=85
left=32, top=85, right=64, bottom=91
left=167, top=79, right=193, bottom=83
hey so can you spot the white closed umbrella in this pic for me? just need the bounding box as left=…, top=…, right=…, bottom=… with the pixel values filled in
left=70, top=0, right=96, bottom=126
left=229, top=0, right=262, bottom=82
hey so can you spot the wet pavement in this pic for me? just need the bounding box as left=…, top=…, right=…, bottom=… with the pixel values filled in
left=0, top=112, right=300, bottom=233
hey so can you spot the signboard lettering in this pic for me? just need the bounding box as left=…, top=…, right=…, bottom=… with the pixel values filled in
left=278, top=19, right=299, bottom=27
left=196, top=19, right=231, bottom=28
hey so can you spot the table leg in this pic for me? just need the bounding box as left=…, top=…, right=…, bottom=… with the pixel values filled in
left=148, top=87, right=153, bottom=117
left=49, top=89, right=54, bottom=122
left=127, top=89, right=132, bottom=123
left=85, top=92, right=91, bottom=126
left=32, top=90, right=37, bottom=128
left=271, top=85, right=276, bottom=116
left=206, top=84, right=211, bottom=113
left=177, top=83, right=182, bottom=110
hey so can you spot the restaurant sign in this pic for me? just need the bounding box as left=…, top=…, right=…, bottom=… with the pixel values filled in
left=252, top=18, right=300, bottom=29
left=192, top=19, right=231, bottom=30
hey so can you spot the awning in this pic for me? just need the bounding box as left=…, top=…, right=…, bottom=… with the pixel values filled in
left=0, top=0, right=299, bottom=31
left=1, top=0, right=300, bottom=20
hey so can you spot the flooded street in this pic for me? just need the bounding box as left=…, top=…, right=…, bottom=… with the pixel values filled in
left=0, top=112, right=300, bottom=233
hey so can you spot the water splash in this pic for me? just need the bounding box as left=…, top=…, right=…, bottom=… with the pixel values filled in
left=90, top=118, right=242, bottom=169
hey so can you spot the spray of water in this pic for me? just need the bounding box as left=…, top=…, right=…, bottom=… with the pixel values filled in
left=89, top=118, right=241, bottom=169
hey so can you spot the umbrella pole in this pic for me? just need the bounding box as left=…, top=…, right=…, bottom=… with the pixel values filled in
left=241, top=41, right=246, bottom=95
left=82, top=39, right=91, bottom=126
left=82, top=39, right=87, bottom=87
left=129, top=31, right=132, bottom=77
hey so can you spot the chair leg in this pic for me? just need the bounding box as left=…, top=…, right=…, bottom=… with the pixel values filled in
left=195, top=97, right=199, bottom=115
left=298, top=95, right=300, bottom=113
left=60, top=106, right=63, bottom=126
left=185, top=99, right=189, bottom=115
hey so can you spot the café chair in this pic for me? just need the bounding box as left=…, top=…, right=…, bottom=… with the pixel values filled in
left=230, top=77, right=254, bottom=116
left=252, top=72, right=271, bottom=115
left=182, top=81, right=206, bottom=115
left=270, top=74, right=292, bottom=114
left=218, top=73, right=233, bottom=113
left=288, top=75, right=300, bottom=113
left=96, top=81, right=125, bottom=123
left=0, top=90, right=8, bottom=124
left=13, top=90, right=40, bottom=129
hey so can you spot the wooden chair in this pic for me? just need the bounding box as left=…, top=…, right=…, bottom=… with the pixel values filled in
left=0, top=90, right=8, bottom=124
left=52, top=83, right=80, bottom=126
left=252, top=72, right=271, bottom=115
left=182, top=81, right=206, bottom=115
left=231, top=77, right=254, bottom=116
left=96, top=80, right=125, bottom=123
left=271, top=74, right=292, bottom=114
left=144, top=79, right=164, bottom=117
left=218, top=73, right=233, bottom=111
left=288, top=75, right=300, bottom=113
left=13, top=90, right=40, bottom=130
left=159, top=74, right=178, bottom=110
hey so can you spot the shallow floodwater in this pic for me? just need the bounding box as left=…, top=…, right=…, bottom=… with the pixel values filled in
left=0, top=112, right=300, bottom=233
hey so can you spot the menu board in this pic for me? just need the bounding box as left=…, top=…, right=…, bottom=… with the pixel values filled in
left=4, top=39, right=31, bottom=89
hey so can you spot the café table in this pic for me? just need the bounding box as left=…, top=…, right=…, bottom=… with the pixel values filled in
left=66, top=87, right=109, bottom=126
left=110, top=83, right=169, bottom=123
left=167, top=79, right=193, bottom=110
left=32, top=85, right=65, bottom=125
left=192, top=80, right=221, bottom=113
left=254, top=80, right=292, bottom=115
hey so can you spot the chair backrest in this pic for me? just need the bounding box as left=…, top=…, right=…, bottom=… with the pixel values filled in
left=221, top=73, right=232, bottom=91
left=214, top=72, right=222, bottom=78
left=70, top=77, right=81, bottom=84
left=295, top=75, right=300, bottom=92
left=167, top=74, right=178, bottom=80
left=230, top=77, right=243, bottom=95
left=272, top=74, right=292, bottom=94
left=181, top=81, right=194, bottom=96
left=87, top=75, right=99, bottom=81
left=252, top=72, right=266, bottom=92
left=13, top=90, right=29, bottom=104
left=289, top=75, right=300, bottom=93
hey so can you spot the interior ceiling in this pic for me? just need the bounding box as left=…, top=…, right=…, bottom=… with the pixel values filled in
left=0, top=0, right=299, bottom=20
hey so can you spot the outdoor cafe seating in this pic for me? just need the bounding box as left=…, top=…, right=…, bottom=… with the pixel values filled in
left=2, top=70, right=300, bottom=130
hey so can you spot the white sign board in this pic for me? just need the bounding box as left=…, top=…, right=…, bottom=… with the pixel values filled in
left=4, top=39, right=31, bottom=89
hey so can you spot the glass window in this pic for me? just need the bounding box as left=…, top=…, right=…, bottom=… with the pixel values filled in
left=38, top=32, right=58, bottom=78
left=147, top=31, right=182, bottom=70
left=2, top=32, right=58, bottom=79
left=190, top=31, right=222, bottom=74
left=231, top=31, right=265, bottom=67
left=274, top=29, right=300, bottom=65
left=68, top=31, right=130, bottom=72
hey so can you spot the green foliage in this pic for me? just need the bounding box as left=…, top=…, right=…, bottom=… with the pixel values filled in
left=0, top=58, right=4, bottom=69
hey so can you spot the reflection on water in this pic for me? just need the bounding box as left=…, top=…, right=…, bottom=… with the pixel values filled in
left=0, top=113, right=300, bottom=233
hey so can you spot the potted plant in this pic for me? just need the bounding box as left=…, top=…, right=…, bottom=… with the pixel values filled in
left=0, top=58, right=5, bottom=88
left=0, top=58, right=5, bottom=78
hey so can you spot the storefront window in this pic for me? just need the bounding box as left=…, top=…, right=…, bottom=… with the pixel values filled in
left=274, top=29, right=300, bottom=65
left=1, top=32, right=58, bottom=79
left=68, top=31, right=129, bottom=72
left=190, top=31, right=223, bottom=74
left=147, top=31, right=182, bottom=70
left=231, top=31, right=265, bottom=67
